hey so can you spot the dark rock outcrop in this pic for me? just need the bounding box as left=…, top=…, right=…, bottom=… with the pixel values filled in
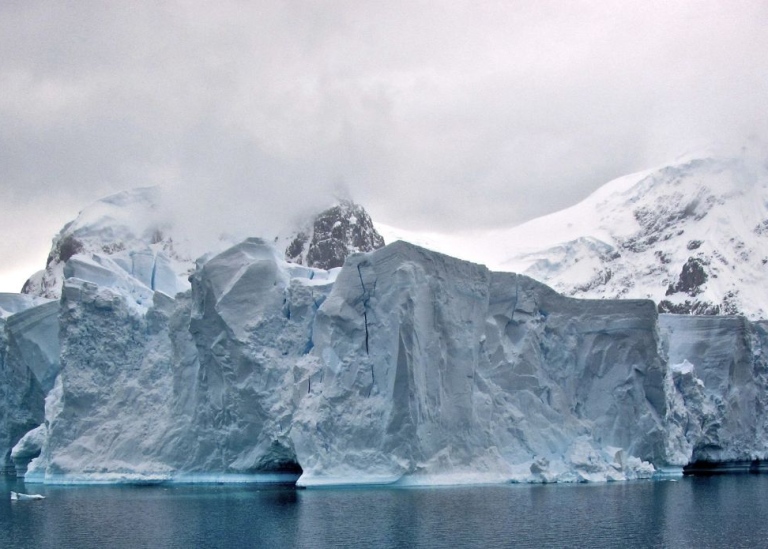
left=285, top=200, right=385, bottom=270
left=666, top=257, right=708, bottom=297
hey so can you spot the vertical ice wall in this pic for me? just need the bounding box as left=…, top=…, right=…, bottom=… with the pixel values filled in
left=660, top=315, right=768, bottom=465
left=480, top=273, right=669, bottom=476
left=0, top=295, right=57, bottom=474
left=183, top=238, right=332, bottom=475
left=10, top=239, right=768, bottom=485
left=25, top=239, right=334, bottom=482
left=292, top=242, right=670, bottom=485
left=26, top=279, right=179, bottom=481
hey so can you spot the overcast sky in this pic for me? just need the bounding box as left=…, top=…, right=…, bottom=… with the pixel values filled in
left=1, top=1, right=766, bottom=291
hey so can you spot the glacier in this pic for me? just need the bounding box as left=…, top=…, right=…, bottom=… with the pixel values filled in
left=2, top=234, right=768, bottom=486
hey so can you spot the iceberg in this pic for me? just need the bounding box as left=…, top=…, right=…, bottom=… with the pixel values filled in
left=24, top=239, right=330, bottom=483
left=3, top=237, right=768, bottom=486
left=10, top=490, right=45, bottom=501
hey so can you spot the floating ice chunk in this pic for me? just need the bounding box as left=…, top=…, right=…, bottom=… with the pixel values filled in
left=10, top=491, right=45, bottom=501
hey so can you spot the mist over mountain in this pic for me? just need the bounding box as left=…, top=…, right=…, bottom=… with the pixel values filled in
left=21, top=186, right=385, bottom=300
left=378, top=150, right=768, bottom=320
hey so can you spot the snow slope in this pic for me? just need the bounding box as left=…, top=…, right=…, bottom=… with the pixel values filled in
left=378, top=153, right=768, bottom=319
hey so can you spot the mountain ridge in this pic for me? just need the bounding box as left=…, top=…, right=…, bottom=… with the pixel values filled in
left=377, top=153, right=768, bottom=319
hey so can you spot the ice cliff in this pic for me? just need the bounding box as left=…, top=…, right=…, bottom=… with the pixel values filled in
left=24, top=240, right=333, bottom=483
left=291, top=243, right=667, bottom=485
left=0, top=294, right=57, bottom=474
left=3, top=237, right=767, bottom=485
left=661, top=315, right=768, bottom=467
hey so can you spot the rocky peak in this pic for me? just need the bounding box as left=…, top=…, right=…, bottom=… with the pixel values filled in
left=285, top=200, right=385, bottom=270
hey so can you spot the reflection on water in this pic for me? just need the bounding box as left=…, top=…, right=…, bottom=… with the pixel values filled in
left=1, top=476, right=766, bottom=548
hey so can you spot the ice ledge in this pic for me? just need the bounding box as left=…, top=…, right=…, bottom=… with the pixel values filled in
left=652, top=466, right=684, bottom=479
left=24, top=472, right=300, bottom=486
left=296, top=464, right=662, bottom=489
left=23, top=469, right=686, bottom=488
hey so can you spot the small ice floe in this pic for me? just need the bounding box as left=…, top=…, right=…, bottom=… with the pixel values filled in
left=10, top=491, right=45, bottom=501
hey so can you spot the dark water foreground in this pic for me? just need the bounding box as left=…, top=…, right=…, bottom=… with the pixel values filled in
left=1, top=475, right=767, bottom=548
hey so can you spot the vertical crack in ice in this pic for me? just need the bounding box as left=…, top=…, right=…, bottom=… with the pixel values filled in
left=150, top=252, right=158, bottom=291
left=357, top=264, right=370, bottom=355
left=512, top=274, right=519, bottom=317
left=357, top=262, right=375, bottom=396
left=303, top=290, right=318, bottom=356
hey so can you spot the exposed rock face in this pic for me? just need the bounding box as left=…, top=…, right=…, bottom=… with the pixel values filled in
left=658, top=257, right=721, bottom=314
left=657, top=299, right=722, bottom=316
left=285, top=200, right=385, bottom=270
left=666, top=258, right=708, bottom=297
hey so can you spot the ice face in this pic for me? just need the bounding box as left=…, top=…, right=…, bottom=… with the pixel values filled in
left=0, top=297, right=57, bottom=474
left=660, top=314, right=768, bottom=464
left=291, top=241, right=669, bottom=486
left=6, top=238, right=768, bottom=485
left=184, top=238, right=331, bottom=475
left=24, top=238, right=331, bottom=482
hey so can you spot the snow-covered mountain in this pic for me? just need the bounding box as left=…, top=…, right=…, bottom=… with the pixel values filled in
left=378, top=153, right=768, bottom=320
left=4, top=154, right=768, bottom=487
left=21, top=187, right=385, bottom=301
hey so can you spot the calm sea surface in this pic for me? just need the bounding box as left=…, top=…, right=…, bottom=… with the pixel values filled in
left=1, top=475, right=767, bottom=548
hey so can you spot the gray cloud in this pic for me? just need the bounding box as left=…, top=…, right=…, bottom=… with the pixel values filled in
left=1, top=0, right=767, bottom=290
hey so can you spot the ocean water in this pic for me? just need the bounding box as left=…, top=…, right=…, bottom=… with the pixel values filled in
left=1, top=475, right=767, bottom=548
